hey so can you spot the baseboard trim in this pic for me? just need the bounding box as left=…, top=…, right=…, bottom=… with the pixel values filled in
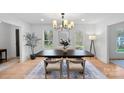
left=94, top=56, right=108, bottom=64
left=19, top=58, right=30, bottom=63
left=7, top=57, right=18, bottom=61
left=110, top=58, right=124, bottom=60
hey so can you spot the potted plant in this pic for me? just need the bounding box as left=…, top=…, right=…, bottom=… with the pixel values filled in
left=24, top=33, right=41, bottom=59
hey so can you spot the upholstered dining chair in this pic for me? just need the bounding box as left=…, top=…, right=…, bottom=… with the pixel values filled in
left=66, top=58, right=85, bottom=79
left=44, top=58, right=63, bottom=79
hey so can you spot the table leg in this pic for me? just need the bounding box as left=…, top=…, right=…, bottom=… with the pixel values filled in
left=0, top=52, right=2, bottom=61
left=5, top=50, right=7, bottom=62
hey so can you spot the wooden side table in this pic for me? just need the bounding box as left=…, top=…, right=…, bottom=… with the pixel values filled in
left=0, top=49, right=7, bottom=62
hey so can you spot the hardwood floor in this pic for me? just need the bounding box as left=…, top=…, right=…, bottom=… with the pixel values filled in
left=86, top=57, right=124, bottom=79
left=0, top=57, right=124, bottom=79
left=0, top=57, right=44, bottom=79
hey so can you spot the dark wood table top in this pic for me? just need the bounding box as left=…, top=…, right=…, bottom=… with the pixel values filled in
left=36, top=49, right=94, bottom=58
left=0, top=49, right=7, bottom=52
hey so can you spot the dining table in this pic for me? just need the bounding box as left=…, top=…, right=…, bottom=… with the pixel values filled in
left=36, top=49, right=94, bottom=58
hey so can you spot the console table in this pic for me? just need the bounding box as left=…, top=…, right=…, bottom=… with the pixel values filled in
left=0, top=49, right=7, bottom=62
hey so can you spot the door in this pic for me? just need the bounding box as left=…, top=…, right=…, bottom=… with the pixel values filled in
left=15, top=29, right=20, bottom=57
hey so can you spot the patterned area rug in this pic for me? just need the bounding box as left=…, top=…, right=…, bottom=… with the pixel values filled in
left=26, top=60, right=107, bottom=79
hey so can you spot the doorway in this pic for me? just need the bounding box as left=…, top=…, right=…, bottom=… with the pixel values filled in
left=15, top=29, right=20, bottom=57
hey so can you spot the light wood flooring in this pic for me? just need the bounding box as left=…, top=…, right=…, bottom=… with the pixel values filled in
left=0, top=57, right=124, bottom=79
left=88, top=58, right=124, bottom=79
left=0, top=57, right=44, bottom=79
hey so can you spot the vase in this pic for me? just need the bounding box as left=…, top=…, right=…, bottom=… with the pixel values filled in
left=30, top=54, right=36, bottom=60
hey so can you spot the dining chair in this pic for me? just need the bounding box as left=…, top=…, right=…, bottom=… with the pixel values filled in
left=66, top=58, right=85, bottom=79
left=44, top=58, right=63, bottom=79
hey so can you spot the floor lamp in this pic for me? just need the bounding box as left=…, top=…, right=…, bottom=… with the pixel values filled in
left=89, top=35, right=96, bottom=55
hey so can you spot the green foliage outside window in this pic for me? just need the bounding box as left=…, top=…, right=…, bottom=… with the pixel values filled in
left=117, top=30, right=124, bottom=52
left=75, top=31, right=84, bottom=49
left=44, top=30, right=53, bottom=49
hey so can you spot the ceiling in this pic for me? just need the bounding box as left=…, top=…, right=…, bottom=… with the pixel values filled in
left=5, top=13, right=124, bottom=25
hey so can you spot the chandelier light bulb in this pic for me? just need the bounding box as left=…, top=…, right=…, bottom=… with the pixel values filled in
left=40, top=19, right=44, bottom=21
left=70, top=21, right=74, bottom=28
left=63, top=20, right=68, bottom=28
left=68, top=24, right=72, bottom=30
left=52, top=20, right=57, bottom=29
left=53, top=20, right=57, bottom=25
left=81, top=19, right=85, bottom=21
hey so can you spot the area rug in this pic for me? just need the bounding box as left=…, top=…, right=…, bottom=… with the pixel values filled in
left=111, top=60, right=124, bottom=68
left=26, top=60, right=107, bottom=79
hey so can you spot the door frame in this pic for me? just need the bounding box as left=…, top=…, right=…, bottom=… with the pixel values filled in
left=14, top=27, right=21, bottom=59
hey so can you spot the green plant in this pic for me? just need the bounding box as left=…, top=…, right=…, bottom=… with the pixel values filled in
left=24, top=33, right=41, bottom=56
left=60, top=39, right=70, bottom=49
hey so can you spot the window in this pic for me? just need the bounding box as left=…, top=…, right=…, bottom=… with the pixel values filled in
left=75, top=31, right=84, bottom=49
left=117, top=31, right=124, bottom=52
left=58, top=30, right=70, bottom=43
left=44, top=30, right=53, bottom=49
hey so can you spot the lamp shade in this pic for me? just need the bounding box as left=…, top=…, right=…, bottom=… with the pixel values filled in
left=89, top=35, right=96, bottom=40
left=53, top=20, right=57, bottom=29
left=70, top=21, right=74, bottom=28
left=63, top=20, right=68, bottom=28
left=68, top=24, right=72, bottom=30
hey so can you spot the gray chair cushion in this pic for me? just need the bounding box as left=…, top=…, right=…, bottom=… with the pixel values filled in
left=67, top=58, right=84, bottom=71
left=46, top=63, right=61, bottom=71
left=69, top=62, right=83, bottom=71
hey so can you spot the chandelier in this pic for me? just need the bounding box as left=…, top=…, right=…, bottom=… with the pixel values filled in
left=52, top=13, right=74, bottom=30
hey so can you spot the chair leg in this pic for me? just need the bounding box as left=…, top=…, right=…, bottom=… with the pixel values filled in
left=67, top=71, right=69, bottom=79
left=66, top=62, right=69, bottom=79
left=83, top=73, right=85, bottom=79
left=44, top=61, right=47, bottom=79
left=83, top=61, right=85, bottom=79
left=83, top=66, right=85, bottom=79
left=44, top=71, right=46, bottom=79
left=60, top=70, right=62, bottom=79
left=59, top=61, right=61, bottom=79
left=45, top=73, right=47, bottom=79
left=61, top=60, right=64, bottom=79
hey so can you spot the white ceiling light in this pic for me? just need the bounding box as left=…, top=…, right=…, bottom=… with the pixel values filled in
left=40, top=19, right=44, bottom=21
left=81, top=19, right=85, bottom=21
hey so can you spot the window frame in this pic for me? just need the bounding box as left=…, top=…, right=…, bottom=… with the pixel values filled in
left=43, top=30, right=54, bottom=49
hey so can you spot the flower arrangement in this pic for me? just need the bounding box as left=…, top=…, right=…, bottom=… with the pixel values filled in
left=60, top=39, right=70, bottom=49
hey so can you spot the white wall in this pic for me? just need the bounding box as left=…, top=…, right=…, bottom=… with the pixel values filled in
left=83, top=24, right=96, bottom=51
left=95, top=15, right=124, bottom=63
left=0, top=22, right=20, bottom=59
left=0, top=22, right=12, bottom=58
left=0, top=14, right=31, bottom=62
left=95, top=23, right=108, bottom=63
left=108, top=21, right=124, bottom=59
